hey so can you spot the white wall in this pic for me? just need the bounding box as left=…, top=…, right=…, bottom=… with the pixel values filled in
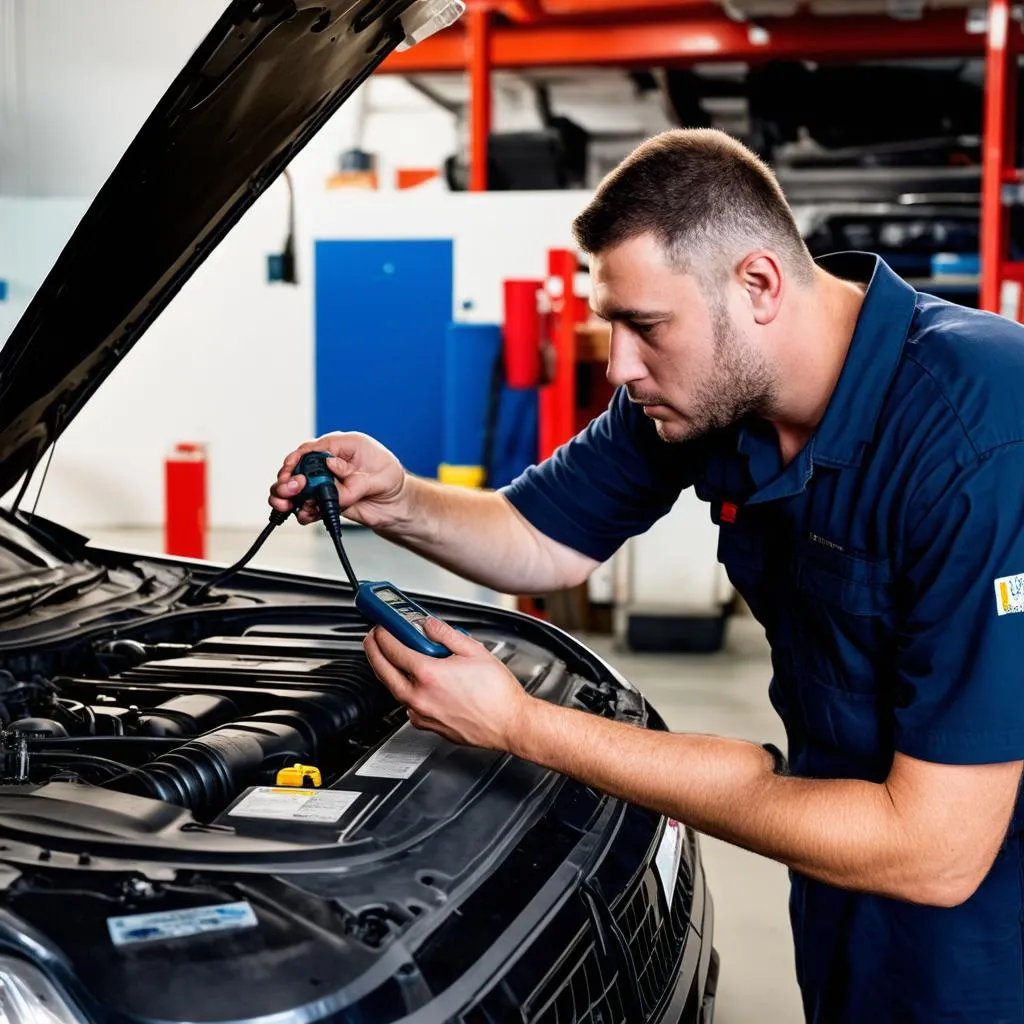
left=2, top=0, right=219, bottom=196
left=2, top=189, right=589, bottom=531
left=0, top=0, right=460, bottom=199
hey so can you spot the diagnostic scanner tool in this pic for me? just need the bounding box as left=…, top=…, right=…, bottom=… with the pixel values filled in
left=356, top=582, right=454, bottom=659
left=293, top=452, right=459, bottom=658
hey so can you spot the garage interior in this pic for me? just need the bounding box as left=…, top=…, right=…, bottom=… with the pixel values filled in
left=1, top=0, right=1021, bottom=1021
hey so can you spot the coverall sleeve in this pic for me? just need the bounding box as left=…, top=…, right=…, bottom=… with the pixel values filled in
left=895, top=443, right=1024, bottom=764
left=501, top=387, right=695, bottom=563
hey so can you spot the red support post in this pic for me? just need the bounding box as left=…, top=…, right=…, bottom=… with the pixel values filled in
left=468, top=5, right=492, bottom=192
left=539, top=249, right=579, bottom=460
left=981, top=0, right=1014, bottom=314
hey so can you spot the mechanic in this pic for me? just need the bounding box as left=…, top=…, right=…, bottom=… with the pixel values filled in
left=271, top=129, right=1024, bottom=1023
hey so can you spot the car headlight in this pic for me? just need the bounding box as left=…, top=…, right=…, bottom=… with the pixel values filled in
left=398, top=0, right=466, bottom=50
left=0, top=958, right=84, bottom=1024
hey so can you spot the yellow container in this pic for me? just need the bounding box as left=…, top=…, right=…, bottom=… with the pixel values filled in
left=275, top=763, right=322, bottom=788
left=438, top=464, right=486, bottom=489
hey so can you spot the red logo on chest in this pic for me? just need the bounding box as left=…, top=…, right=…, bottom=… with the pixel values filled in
left=721, top=502, right=738, bottom=524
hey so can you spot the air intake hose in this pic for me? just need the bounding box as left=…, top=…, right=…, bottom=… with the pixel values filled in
left=106, top=710, right=315, bottom=819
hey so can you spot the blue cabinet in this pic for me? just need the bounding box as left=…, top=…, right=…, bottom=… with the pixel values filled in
left=315, top=239, right=454, bottom=478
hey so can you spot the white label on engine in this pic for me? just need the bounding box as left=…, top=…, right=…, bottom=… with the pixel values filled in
left=107, top=901, right=258, bottom=946
left=655, top=819, right=684, bottom=912
left=228, top=787, right=360, bottom=823
left=355, top=728, right=436, bottom=780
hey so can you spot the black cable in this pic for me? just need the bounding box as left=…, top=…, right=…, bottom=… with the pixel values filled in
left=34, top=760, right=120, bottom=782
left=187, top=452, right=360, bottom=603
left=328, top=525, right=361, bottom=593
left=186, top=508, right=290, bottom=604
left=307, top=472, right=361, bottom=592
left=29, top=752, right=148, bottom=780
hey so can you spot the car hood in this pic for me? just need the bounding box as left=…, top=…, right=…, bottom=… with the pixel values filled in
left=0, top=0, right=462, bottom=500
left=0, top=528, right=679, bottom=1024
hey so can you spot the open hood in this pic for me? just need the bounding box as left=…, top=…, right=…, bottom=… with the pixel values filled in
left=0, top=0, right=462, bottom=501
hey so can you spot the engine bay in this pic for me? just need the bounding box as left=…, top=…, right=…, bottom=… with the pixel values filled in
left=0, top=514, right=643, bottom=859
left=0, top=528, right=670, bottom=1021
left=0, top=585, right=634, bottom=854
left=0, top=624, right=535, bottom=825
left=8, top=636, right=386, bottom=817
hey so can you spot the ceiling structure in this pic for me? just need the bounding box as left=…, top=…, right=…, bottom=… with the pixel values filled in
left=382, top=0, right=997, bottom=73
left=485, top=0, right=977, bottom=20
left=379, top=0, right=1013, bottom=191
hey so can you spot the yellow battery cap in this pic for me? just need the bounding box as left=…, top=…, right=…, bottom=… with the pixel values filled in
left=275, top=764, right=322, bottom=788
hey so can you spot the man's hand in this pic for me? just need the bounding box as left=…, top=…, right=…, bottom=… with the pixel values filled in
left=363, top=618, right=533, bottom=750
left=270, top=432, right=408, bottom=529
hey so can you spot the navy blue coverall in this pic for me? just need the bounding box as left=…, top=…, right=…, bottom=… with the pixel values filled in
left=503, top=252, right=1024, bottom=1023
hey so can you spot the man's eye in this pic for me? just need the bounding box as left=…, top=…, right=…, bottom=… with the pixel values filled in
left=633, top=322, right=659, bottom=337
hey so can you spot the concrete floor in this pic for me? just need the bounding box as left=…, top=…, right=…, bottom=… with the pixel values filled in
left=88, top=525, right=803, bottom=1023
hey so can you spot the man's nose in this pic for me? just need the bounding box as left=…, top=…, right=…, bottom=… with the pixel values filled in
left=607, top=326, right=645, bottom=388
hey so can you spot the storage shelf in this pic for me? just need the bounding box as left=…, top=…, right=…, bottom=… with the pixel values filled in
left=905, top=276, right=980, bottom=293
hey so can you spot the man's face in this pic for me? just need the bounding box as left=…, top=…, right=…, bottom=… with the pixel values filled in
left=591, top=233, right=778, bottom=443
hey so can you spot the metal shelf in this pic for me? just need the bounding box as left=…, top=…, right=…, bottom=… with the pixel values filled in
left=905, top=276, right=981, bottom=293
left=381, top=3, right=997, bottom=189
left=385, top=9, right=987, bottom=74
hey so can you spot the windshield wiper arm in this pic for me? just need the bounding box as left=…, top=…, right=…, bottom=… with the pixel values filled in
left=0, top=568, right=110, bottom=622
left=25, top=568, right=110, bottom=611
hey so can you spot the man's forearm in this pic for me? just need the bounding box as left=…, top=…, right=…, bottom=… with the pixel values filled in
left=378, top=476, right=593, bottom=595
left=510, top=700, right=960, bottom=905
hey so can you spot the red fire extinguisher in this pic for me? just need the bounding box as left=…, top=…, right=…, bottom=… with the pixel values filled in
left=164, top=442, right=207, bottom=559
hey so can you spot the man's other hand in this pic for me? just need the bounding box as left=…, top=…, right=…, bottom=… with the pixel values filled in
left=363, top=618, right=533, bottom=750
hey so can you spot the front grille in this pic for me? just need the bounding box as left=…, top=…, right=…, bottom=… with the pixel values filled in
left=669, top=832, right=696, bottom=940
left=526, top=939, right=629, bottom=1024
left=522, top=865, right=690, bottom=1023
left=670, top=862, right=693, bottom=940
left=614, top=868, right=681, bottom=1017
left=466, top=828, right=697, bottom=1024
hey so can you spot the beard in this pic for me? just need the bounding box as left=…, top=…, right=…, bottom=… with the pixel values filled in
left=635, top=302, right=778, bottom=444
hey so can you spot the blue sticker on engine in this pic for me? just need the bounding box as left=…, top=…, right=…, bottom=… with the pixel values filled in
left=107, top=901, right=258, bottom=946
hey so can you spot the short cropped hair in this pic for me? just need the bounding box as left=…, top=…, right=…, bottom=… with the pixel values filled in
left=572, top=128, right=815, bottom=286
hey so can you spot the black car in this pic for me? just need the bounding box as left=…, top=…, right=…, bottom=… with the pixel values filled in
left=0, top=2, right=717, bottom=1022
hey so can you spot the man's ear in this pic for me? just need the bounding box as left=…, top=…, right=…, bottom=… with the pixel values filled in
left=737, top=252, right=784, bottom=326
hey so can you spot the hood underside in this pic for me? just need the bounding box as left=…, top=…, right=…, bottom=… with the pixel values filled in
left=0, top=0, right=447, bottom=499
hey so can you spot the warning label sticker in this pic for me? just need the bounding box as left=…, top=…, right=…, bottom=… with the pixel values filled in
left=228, top=787, right=360, bottom=823
left=355, top=728, right=436, bottom=780
left=108, top=901, right=258, bottom=947
left=995, top=574, right=1024, bottom=616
